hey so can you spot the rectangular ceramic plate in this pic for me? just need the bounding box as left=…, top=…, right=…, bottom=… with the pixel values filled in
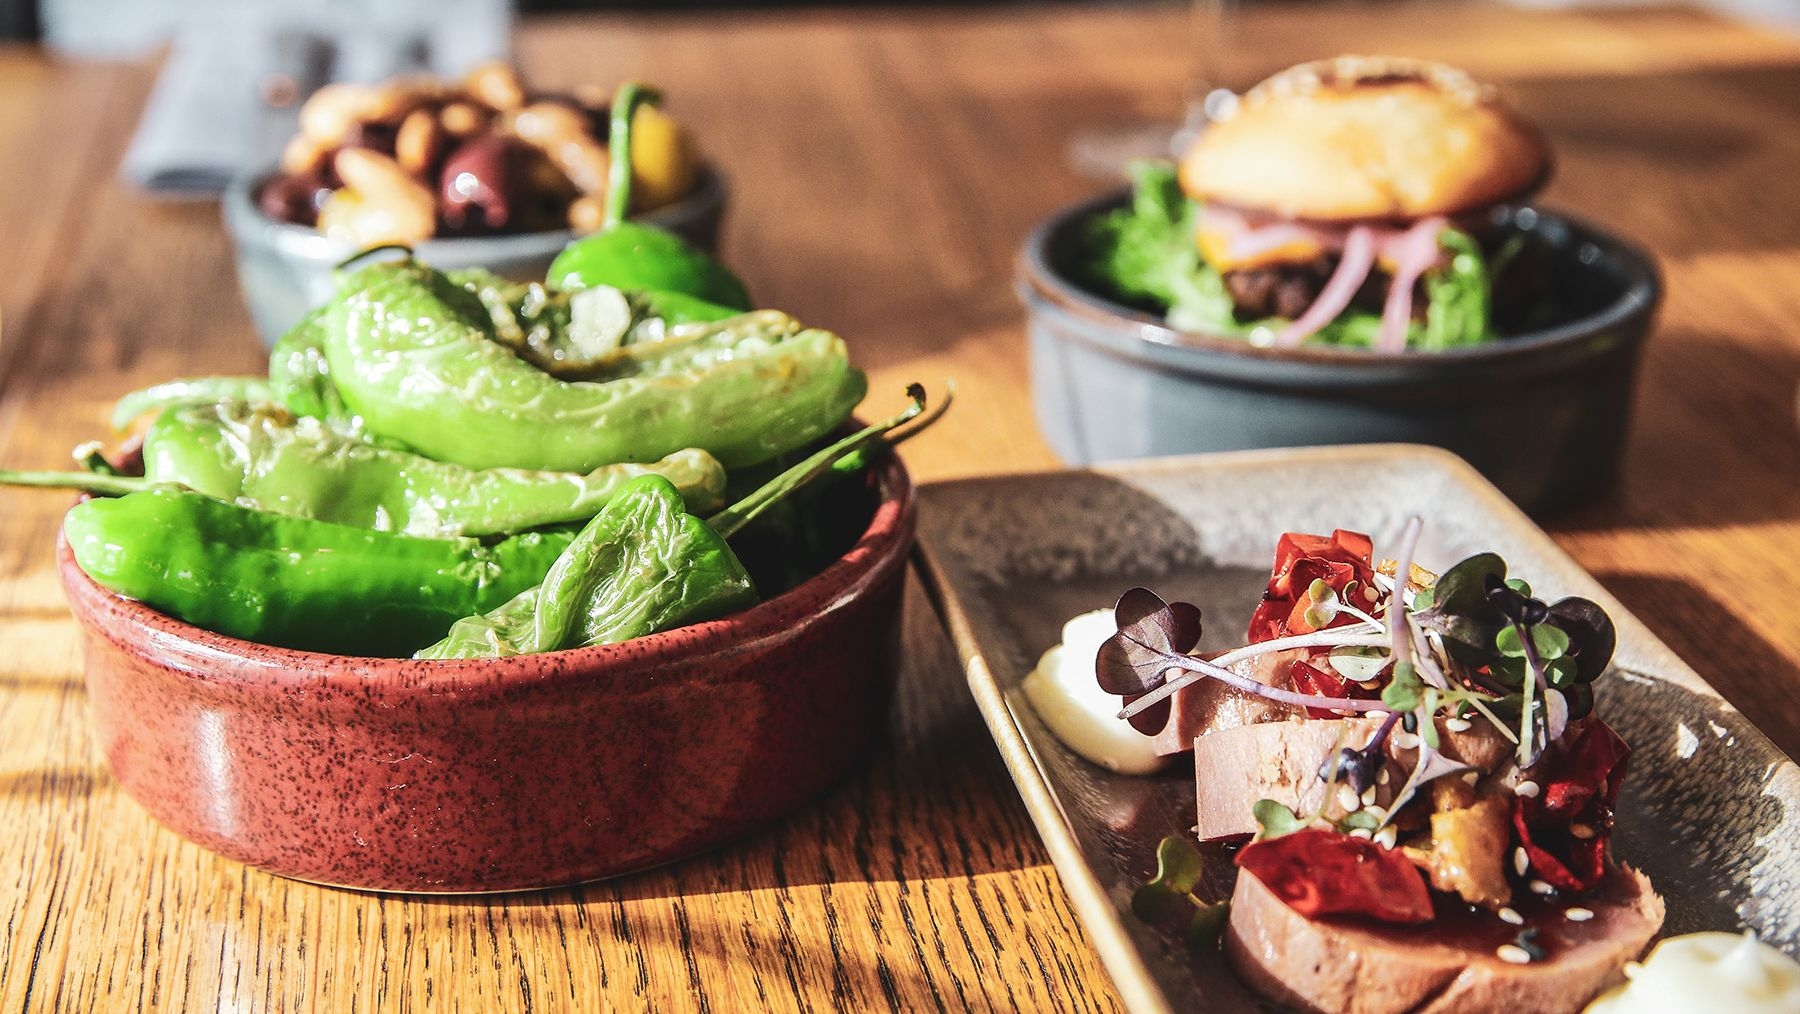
left=915, top=444, right=1800, bottom=1014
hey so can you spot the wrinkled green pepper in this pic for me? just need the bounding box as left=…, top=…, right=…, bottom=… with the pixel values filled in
left=416, top=474, right=754, bottom=658
left=547, top=81, right=751, bottom=310
left=446, top=268, right=737, bottom=378
left=323, top=260, right=866, bottom=471
left=2, top=404, right=731, bottom=537
left=142, top=402, right=730, bottom=534
left=64, top=489, right=573, bottom=656
left=418, top=384, right=943, bottom=660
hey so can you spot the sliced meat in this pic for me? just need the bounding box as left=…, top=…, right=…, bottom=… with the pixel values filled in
left=1225, top=864, right=1664, bottom=1014
left=1193, top=716, right=1515, bottom=842
left=1149, top=648, right=1306, bottom=757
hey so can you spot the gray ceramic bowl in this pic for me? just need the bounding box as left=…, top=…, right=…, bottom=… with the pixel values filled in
left=224, top=165, right=729, bottom=346
left=1018, top=192, right=1660, bottom=515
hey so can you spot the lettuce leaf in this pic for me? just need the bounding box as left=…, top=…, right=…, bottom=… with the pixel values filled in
left=1080, top=161, right=1498, bottom=350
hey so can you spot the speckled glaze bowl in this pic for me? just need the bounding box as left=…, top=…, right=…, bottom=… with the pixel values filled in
left=1018, top=192, right=1661, bottom=515
left=59, top=455, right=911, bottom=893
left=223, top=163, right=729, bottom=347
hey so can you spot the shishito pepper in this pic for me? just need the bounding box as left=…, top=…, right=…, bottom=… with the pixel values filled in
left=140, top=401, right=730, bottom=535
left=63, top=489, right=572, bottom=656
left=418, top=385, right=944, bottom=659
left=323, top=260, right=866, bottom=471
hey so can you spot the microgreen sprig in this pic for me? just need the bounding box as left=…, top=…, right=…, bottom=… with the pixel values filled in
left=1131, top=836, right=1229, bottom=948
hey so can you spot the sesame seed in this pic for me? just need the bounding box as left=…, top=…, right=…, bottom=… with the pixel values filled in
left=1462, top=771, right=1480, bottom=786
left=1348, top=827, right=1373, bottom=840
left=1338, top=785, right=1362, bottom=812
left=1515, top=780, right=1541, bottom=798
left=1360, top=785, right=1378, bottom=806
left=1496, top=944, right=1534, bottom=965
left=1565, top=908, right=1595, bottom=922
left=1570, top=823, right=1596, bottom=840
left=1374, top=825, right=1397, bottom=849
left=1513, top=848, right=1530, bottom=877
left=1445, top=717, right=1472, bottom=733
left=1530, top=879, right=1556, bottom=896
left=1498, top=907, right=1524, bottom=925
left=1393, top=731, right=1421, bottom=750
left=1378, top=769, right=1392, bottom=786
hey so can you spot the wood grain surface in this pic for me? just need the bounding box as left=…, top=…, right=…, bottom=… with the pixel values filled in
left=3, top=4, right=1800, bottom=1011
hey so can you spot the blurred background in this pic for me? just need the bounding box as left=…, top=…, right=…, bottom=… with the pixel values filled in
left=1, top=0, right=1792, bottom=202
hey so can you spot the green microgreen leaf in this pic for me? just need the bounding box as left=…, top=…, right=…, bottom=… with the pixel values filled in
left=1532, top=624, right=1570, bottom=660
left=1381, top=662, right=1423, bottom=711
left=1506, top=578, right=1533, bottom=597
left=1339, top=810, right=1380, bottom=833
left=1546, top=656, right=1578, bottom=689
left=1131, top=882, right=1187, bottom=923
left=1328, top=645, right=1389, bottom=683
left=1187, top=903, right=1229, bottom=948
left=1252, top=799, right=1308, bottom=841
left=1151, top=834, right=1203, bottom=895
left=1421, top=689, right=1441, bottom=749
left=1496, top=624, right=1526, bottom=658
left=1411, top=585, right=1435, bottom=611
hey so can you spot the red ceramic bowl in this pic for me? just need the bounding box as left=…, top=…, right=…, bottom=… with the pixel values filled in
left=59, top=455, right=913, bottom=893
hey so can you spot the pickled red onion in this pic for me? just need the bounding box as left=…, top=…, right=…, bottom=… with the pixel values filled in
left=1274, top=226, right=1376, bottom=348
left=1375, top=217, right=1449, bottom=352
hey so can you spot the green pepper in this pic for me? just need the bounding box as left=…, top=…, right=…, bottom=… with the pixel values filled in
left=268, top=306, right=360, bottom=428
left=111, top=376, right=276, bottom=431
left=3, top=403, right=730, bottom=536
left=416, top=475, right=755, bottom=658
left=144, top=402, right=729, bottom=533
left=63, top=489, right=573, bottom=656
left=418, top=384, right=944, bottom=660
left=546, top=82, right=751, bottom=310
left=324, top=259, right=866, bottom=471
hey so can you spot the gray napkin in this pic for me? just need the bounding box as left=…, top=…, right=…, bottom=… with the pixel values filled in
left=122, top=0, right=509, bottom=198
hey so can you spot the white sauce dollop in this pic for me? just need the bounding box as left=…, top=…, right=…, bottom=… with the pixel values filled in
left=1021, top=609, right=1168, bottom=775
left=1584, top=932, right=1800, bottom=1013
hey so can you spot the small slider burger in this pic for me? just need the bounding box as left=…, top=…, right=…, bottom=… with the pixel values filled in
left=1183, top=56, right=1549, bottom=350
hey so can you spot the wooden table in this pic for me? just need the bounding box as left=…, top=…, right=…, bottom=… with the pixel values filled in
left=4, top=4, right=1800, bottom=1009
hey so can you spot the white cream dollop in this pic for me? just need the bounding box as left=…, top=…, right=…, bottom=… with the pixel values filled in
left=1584, top=932, right=1800, bottom=1014
left=1021, top=609, right=1168, bottom=775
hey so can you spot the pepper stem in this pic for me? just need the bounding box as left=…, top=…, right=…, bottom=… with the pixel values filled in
left=707, top=383, right=948, bottom=541
left=0, top=469, right=158, bottom=497
left=604, top=81, right=660, bottom=229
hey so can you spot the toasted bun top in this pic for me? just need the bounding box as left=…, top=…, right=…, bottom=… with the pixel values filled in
left=1180, top=56, right=1550, bottom=223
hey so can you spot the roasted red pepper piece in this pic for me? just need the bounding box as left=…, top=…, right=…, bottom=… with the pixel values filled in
left=1287, top=658, right=1375, bottom=719
left=1512, top=719, right=1630, bottom=892
left=1236, top=828, right=1435, bottom=924
left=1247, top=530, right=1376, bottom=643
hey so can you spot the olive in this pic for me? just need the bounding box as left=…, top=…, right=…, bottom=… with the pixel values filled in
left=258, top=169, right=335, bottom=227
left=438, top=134, right=522, bottom=235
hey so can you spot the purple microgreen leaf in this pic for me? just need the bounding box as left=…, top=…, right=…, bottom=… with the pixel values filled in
left=1547, top=597, right=1616, bottom=682
left=1095, top=588, right=1203, bottom=696
left=1123, top=693, right=1171, bottom=737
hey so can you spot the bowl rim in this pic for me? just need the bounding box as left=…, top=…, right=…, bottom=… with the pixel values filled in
left=221, top=160, right=729, bottom=257
left=60, top=448, right=914, bottom=695
left=1017, top=187, right=1662, bottom=369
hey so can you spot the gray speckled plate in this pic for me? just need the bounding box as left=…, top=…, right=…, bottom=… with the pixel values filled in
left=914, top=444, right=1800, bottom=1014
